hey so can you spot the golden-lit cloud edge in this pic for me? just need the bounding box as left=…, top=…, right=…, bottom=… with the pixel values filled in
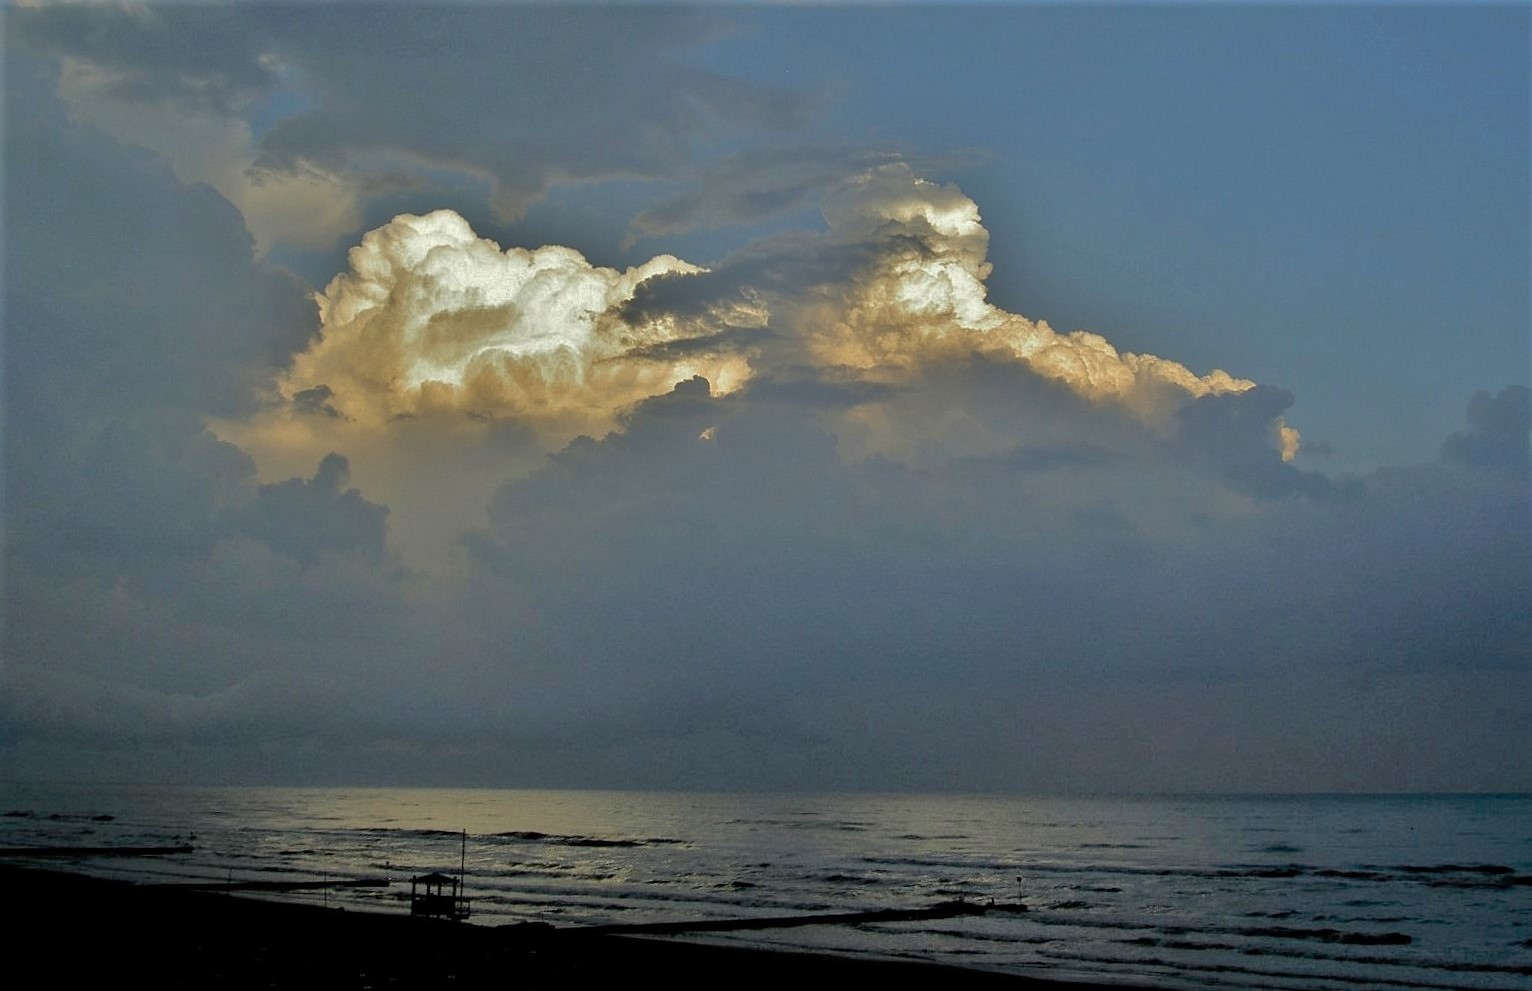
left=252, top=165, right=1294, bottom=467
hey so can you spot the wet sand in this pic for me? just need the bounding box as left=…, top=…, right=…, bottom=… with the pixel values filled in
left=1, top=865, right=1155, bottom=989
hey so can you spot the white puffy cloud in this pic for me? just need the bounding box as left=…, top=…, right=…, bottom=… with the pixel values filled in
left=804, top=166, right=1262, bottom=421
left=627, top=164, right=1289, bottom=465
left=291, top=210, right=747, bottom=429
left=267, top=165, right=1276, bottom=451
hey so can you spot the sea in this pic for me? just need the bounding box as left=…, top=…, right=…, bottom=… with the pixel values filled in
left=1, top=784, right=1528, bottom=990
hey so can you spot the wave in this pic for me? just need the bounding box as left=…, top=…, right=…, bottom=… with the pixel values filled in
left=2, top=810, right=117, bottom=824
left=1395, top=864, right=1516, bottom=875
left=1236, top=926, right=1411, bottom=946
left=724, top=818, right=869, bottom=832
left=861, top=855, right=1532, bottom=889
left=356, top=827, right=462, bottom=838
left=486, top=830, right=685, bottom=848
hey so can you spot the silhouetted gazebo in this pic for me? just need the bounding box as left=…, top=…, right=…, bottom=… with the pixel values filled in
left=409, top=871, right=470, bottom=920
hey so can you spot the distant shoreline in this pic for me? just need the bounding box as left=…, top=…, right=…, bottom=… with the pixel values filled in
left=2, top=864, right=1154, bottom=989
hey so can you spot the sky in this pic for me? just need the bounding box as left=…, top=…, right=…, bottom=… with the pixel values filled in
left=3, top=3, right=1528, bottom=792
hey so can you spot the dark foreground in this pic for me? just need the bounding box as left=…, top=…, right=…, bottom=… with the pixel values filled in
left=1, top=865, right=1157, bottom=989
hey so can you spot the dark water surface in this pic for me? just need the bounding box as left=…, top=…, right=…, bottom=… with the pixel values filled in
left=2, top=785, right=1527, bottom=990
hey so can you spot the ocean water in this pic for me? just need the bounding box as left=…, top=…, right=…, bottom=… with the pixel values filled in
left=1, top=784, right=1528, bottom=990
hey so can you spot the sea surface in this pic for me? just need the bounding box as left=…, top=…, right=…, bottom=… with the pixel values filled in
left=1, top=784, right=1528, bottom=990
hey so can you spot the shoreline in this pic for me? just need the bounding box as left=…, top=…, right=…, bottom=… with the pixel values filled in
left=2, top=864, right=1158, bottom=989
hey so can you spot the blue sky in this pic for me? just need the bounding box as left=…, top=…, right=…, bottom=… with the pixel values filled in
left=4, top=4, right=1527, bottom=790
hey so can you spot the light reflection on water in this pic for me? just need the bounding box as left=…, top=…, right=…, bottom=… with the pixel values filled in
left=2, top=784, right=1528, bottom=991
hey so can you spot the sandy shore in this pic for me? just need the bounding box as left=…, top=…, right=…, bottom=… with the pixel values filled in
left=1, top=864, right=1155, bottom=989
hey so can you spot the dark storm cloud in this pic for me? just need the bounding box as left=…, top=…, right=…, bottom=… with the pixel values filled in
left=618, top=231, right=892, bottom=325
left=611, top=326, right=777, bottom=364
left=445, top=376, right=1528, bottom=790
left=12, top=5, right=817, bottom=221
left=56, top=419, right=256, bottom=560
left=13, top=4, right=277, bottom=113
left=4, top=56, right=312, bottom=429
left=1440, top=385, right=1531, bottom=473
left=737, top=370, right=903, bottom=410
left=4, top=55, right=311, bottom=562
left=2, top=51, right=429, bottom=771
left=1175, top=386, right=1333, bottom=499
left=0, top=666, right=354, bottom=748
left=235, top=454, right=388, bottom=566
left=291, top=384, right=344, bottom=419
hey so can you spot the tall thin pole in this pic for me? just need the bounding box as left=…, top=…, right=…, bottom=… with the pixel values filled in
left=460, top=828, right=467, bottom=916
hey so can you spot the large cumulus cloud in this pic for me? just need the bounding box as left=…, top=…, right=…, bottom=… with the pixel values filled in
left=289, top=210, right=742, bottom=429
left=625, top=165, right=1266, bottom=434
left=249, top=165, right=1284, bottom=489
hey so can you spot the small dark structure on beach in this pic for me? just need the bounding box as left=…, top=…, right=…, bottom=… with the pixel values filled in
left=409, top=871, right=470, bottom=921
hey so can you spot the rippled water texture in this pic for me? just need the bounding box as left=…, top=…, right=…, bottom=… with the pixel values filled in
left=2, top=786, right=1527, bottom=990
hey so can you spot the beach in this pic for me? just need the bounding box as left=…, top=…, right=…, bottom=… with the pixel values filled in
left=5, top=865, right=1146, bottom=989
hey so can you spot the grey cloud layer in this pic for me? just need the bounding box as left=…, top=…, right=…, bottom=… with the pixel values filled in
left=14, top=5, right=815, bottom=223
left=456, top=375, right=1528, bottom=790
left=3, top=16, right=1527, bottom=791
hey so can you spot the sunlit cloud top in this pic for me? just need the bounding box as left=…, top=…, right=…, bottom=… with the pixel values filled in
left=284, top=165, right=1284, bottom=454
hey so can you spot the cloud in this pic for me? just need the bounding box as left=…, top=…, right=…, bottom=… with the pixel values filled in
left=234, top=454, right=389, bottom=566
left=14, top=5, right=277, bottom=114
left=291, top=384, right=343, bottom=419
left=1439, top=385, right=1530, bottom=473
left=53, top=420, right=257, bottom=562
left=247, top=7, right=815, bottom=220
left=280, top=209, right=750, bottom=436
left=3, top=57, right=310, bottom=564
left=626, top=145, right=914, bottom=241
left=212, top=162, right=1309, bottom=582
left=626, top=165, right=1263, bottom=436
left=438, top=376, right=1528, bottom=790
left=1, top=64, right=425, bottom=772
left=1175, top=386, right=1330, bottom=498
left=5, top=24, right=1524, bottom=790
left=4, top=56, right=313, bottom=432
left=270, top=164, right=1273, bottom=461
left=14, top=5, right=817, bottom=248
